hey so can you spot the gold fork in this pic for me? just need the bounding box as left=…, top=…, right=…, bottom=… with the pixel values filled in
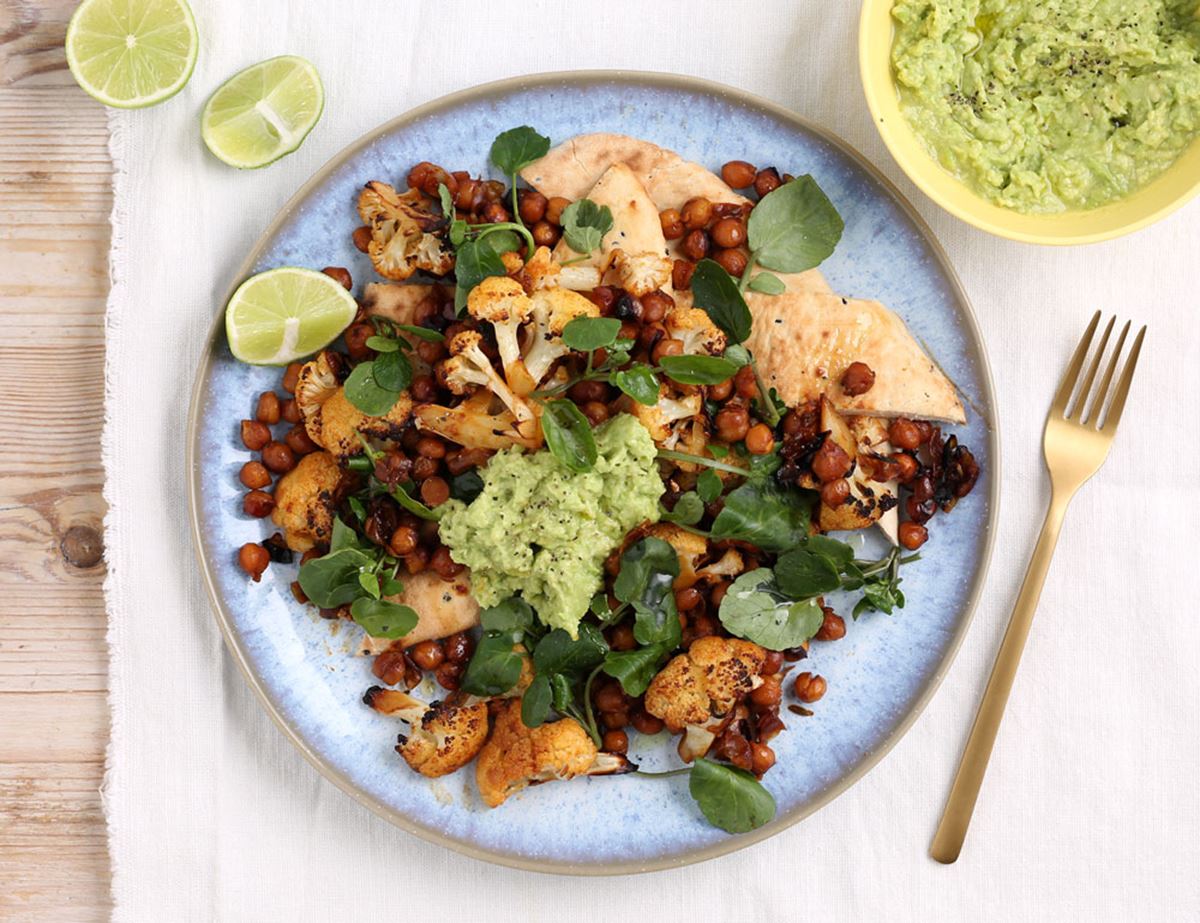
left=930, top=311, right=1146, bottom=864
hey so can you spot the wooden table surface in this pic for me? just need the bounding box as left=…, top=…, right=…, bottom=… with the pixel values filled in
left=1, top=1, right=112, bottom=918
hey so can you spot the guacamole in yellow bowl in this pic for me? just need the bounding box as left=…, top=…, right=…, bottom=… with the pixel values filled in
left=892, top=0, right=1200, bottom=213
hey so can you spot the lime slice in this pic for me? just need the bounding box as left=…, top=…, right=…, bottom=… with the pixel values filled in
left=65, top=0, right=198, bottom=109
left=225, top=268, right=357, bottom=366
left=202, top=56, right=324, bottom=169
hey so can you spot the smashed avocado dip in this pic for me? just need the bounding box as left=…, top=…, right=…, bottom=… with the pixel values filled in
left=438, top=414, right=663, bottom=636
left=891, top=0, right=1200, bottom=213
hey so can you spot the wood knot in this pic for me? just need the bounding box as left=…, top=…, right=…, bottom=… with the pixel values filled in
left=60, top=525, right=104, bottom=569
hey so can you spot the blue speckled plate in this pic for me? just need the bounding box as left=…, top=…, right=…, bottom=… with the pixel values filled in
left=187, top=71, right=998, bottom=874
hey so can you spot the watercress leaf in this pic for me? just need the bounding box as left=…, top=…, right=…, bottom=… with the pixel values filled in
left=633, top=601, right=683, bottom=649
left=691, top=259, right=752, bottom=344
left=347, top=495, right=367, bottom=523
left=461, top=633, right=525, bottom=696
left=707, top=443, right=730, bottom=459
left=803, top=534, right=855, bottom=568
left=659, top=354, right=740, bottom=386
left=348, top=598, right=418, bottom=639
left=541, top=399, right=598, bottom=473
left=358, top=571, right=381, bottom=599
left=343, top=361, right=401, bottom=416
left=393, top=324, right=445, bottom=343
left=689, top=758, right=776, bottom=833
left=521, top=673, right=552, bottom=728
left=747, top=174, right=844, bottom=273
left=562, top=316, right=621, bottom=352
left=380, top=575, right=405, bottom=596
left=449, top=469, right=485, bottom=503
left=709, top=480, right=813, bottom=552
left=450, top=218, right=468, bottom=247
left=614, top=537, right=681, bottom=647
left=560, top=198, right=614, bottom=254
left=489, top=125, right=551, bottom=176
left=437, top=182, right=454, bottom=220
left=550, top=673, right=575, bottom=713
left=717, top=569, right=824, bottom=650
left=660, top=491, right=704, bottom=526
left=479, top=228, right=522, bottom=256
left=387, top=483, right=442, bottom=522
left=860, top=578, right=903, bottom=615
left=602, top=643, right=669, bottom=698
left=365, top=335, right=399, bottom=352
left=297, top=548, right=374, bottom=608
left=696, top=469, right=723, bottom=503
left=748, top=272, right=787, bottom=295
left=329, top=517, right=368, bottom=554
left=454, top=238, right=508, bottom=313
left=723, top=343, right=752, bottom=367
left=480, top=597, right=535, bottom=637
left=372, top=348, right=413, bottom=392
left=774, top=548, right=841, bottom=598
left=532, top=624, right=608, bottom=676
left=611, top=365, right=661, bottom=406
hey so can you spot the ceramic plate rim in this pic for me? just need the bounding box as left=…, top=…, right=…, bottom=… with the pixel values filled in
left=185, top=69, right=1001, bottom=876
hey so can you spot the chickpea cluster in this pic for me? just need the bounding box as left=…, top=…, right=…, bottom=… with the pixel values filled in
left=372, top=630, right=476, bottom=694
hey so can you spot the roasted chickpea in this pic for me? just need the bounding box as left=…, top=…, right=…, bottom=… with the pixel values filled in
left=594, top=682, right=626, bottom=713
left=372, top=649, right=409, bottom=686
left=239, top=461, right=271, bottom=489
left=810, top=438, right=852, bottom=482
left=281, top=398, right=301, bottom=424
left=840, top=361, right=876, bottom=396
left=568, top=380, right=608, bottom=403
left=352, top=225, right=373, bottom=253
left=745, top=423, right=775, bottom=455
left=409, top=640, right=445, bottom=671
left=899, top=521, right=929, bottom=550
left=321, top=266, right=352, bottom=290
left=410, top=374, right=438, bottom=403
left=517, top=189, right=548, bottom=224
left=659, top=208, right=685, bottom=240
left=815, top=608, right=847, bottom=641
left=281, top=425, right=314, bottom=457
left=415, top=337, right=446, bottom=365
left=420, top=476, right=451, bottom=507
left=681, top=229, right=711, bottom=261
left=602, top=710, right=630, bottom=730
left=710, top=217, right=747, bottom=249
left=733, top=364, right=759, bottom=399
left=238, top=542, right=270, bottom=581
left=640, top=290, right=674, bottom=324
left=631, top=709, right=665, bottom=735
left=343, top=323, right=375, bottom=360
left=708, top=378, right=734, bottom=402
left=761, top=650, right=785, bottom=675
left=403, top=547, right=430, bottom=574
left=545, top=196, right=570, bottom=225
left=888, top=418, right=923, bottom=450
left=580, top=401, right=609, bottom=425
left=255, top=391, right=282, bottom=424
left=261, top=441, right=296, bottom=474
left=609, top=623, right=636, bottom=652
left=714, top=405, right=751, bottom=442
left=681, top=196, right=714, bottom=230
left=446, top=447, right=491, bottom=475
left=672, top=258, right=696, bottom=290
left=434, top=662, right=462, bottom=691
left=281, top=362, right=303, bottom=394
left=710, top=580, right=731, bottom=608
left=793, top=671, right=827, bottom=703
left=750, top=675, right=782, bottom=708
left=388, top=524, right=419, bottom=556
left=721, top=160, right=758, bottom=189
left=754, top=167, right=782, bottom=197
left=241, top=419, right=271, bottom=451
left=415, top=436, right=447, bottom=460
left=713, top=247, right=748, bottom=276
left=242, top=490, right=275, bottom=518
left=454, top=177, right=481, bottom=211
left=429, top=545, right=463, bottom=579
left=652, top=337, right=685, bottom=363
left=750, top=742, right=776, bottom=775
left=291, top=581, right=308, bottom=604
left=895, top=452, right=920, bottom=484
left=820, top=477, right=851, bottom=508
left=675, top=586, right=703, bottom=611
left=481, top=201, right=510, bottom=224
left=443, top=632, right=472, bottom=664
left=531, top=220, right=559, bottom=247
left=602, top=729, right=629, bottom=754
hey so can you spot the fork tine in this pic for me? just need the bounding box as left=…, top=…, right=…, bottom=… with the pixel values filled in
left=1050, top=310, right=1101, bottom=417
left=1085, top=320, right=1130, bottom=425
left=1070, top=315, right=1115, bottom=422
left=1100, top=325, right=1146, bottom=434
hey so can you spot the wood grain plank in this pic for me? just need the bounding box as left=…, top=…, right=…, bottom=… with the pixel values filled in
left=0, top=5, right=114, bottom=910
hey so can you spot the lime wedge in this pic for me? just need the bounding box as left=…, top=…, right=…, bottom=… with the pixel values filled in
left=202, top=56, right=324, bottom=169
left=225, top=268, right=357, bottom=366
left=65, top=0, right=198, bottom=109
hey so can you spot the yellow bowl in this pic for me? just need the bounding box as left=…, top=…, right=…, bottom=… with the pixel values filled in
left=859, top=0, right=1200, bottom=245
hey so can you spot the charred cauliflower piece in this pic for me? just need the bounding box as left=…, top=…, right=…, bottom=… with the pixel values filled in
left=518, top=287, right=600, bottom=391
left=476, top=700, right=633, bottom=807
left=271, top=451, right=342, bottom=551
left=443, top=330, right=535, bottom=431
left=516, top=246, right=562, bottom=292
left=296, top=352, right=412, bottom=458
left=357, top=181, right=453, bottom=281
left=630, top=384, right=702, bottom=444
left=364, top=687, right=489, bottom=779
left=466, top=276, right=534, bottom=382
left=645, top=636, right=767, bottom=762
left=666, top=305, right=727, bottom=356
left=611, top=250, right=672, bottom=297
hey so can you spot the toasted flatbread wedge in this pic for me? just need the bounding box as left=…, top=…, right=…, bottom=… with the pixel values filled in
left=552, top=162, right=669, bottom=267
left=357, top=570, right=480, bottom=655
left=361, top=283, right=451, bottom=326
left=744, top=288, right=965, bottom=423
left=522, top=133, right=749, bottom=212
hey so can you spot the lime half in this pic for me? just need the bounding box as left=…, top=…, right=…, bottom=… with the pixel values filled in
left=202, top=56, right=324, bottom=169
left=225, top=268, right=357, bottom=366
left=66, top=0, right=198, bottom=108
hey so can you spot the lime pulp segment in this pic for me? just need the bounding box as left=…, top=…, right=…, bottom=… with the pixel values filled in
left=225, top=268, right=357, bottom=365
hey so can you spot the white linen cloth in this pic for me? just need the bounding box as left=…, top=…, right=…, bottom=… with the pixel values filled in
left=103, top=1, right=1200, bottom=919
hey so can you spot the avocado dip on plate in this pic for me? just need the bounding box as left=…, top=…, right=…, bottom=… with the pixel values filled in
left=891, top=0, right=1200, bottom=213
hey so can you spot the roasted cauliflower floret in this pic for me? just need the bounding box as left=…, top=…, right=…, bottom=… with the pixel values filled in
left=444, top=330, right=534, bottom=430
left=666, top=305, right=727, bottom=356
left=413, top=390, right=541, bottom=452
left=557, top=263, right=603, bottom=291
left=611, top=250, right=672, bottom=297
left=270, top=451, right=341, bottom=552
left=645, top=636, right=767, bottom=762
left=296, top=352, right=412, bottom=458
left=516, top=246, right=562, bottom=292
left=357, top=181, right=453, bottom=281
left=363, top=688, right=489, bottom=779
left=475, top=700, right=633, bottom=807
left=520, top=287, right=600, bottom=389
left=466, top=276, right=534, bottom=381
left=630, top=383, right=702, bottom=444
left=646, top=522, right=709, bottom=588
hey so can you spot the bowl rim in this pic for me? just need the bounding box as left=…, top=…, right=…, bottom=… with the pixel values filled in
left=186, top=68, right=1001, bottom=875
left=858, top=0, right=1200, bottom=245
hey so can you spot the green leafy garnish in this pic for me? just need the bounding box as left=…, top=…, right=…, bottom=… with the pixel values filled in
left=371, top=349, right=412, bottom=392
left=717, top=568, right=825, bottom=650
left=611, top=365, right=661, bottom=406
left=348, top=598, right=418, bottom=639
left=659, top=491, right=705, bottom=526
left=562, top=315, right=621, bottom=352
left=748, top=272, right=786, bottom=295
left=452, top=236, right=509, bottom=313
left=461, top=632, right=525, bottom=696
left=658, top=354, right=740, bottom=386
left=613, top=537, right=681, bottom=648
left=297, top=548, right=374, bottom=608
left=746, top=174, right=844, bottom=274
left=541, top=399, right=598, bottom=473
left=521, top=673, right=553, bottom=728
left=343, top=361, right=403, bottom=416
left=560, top=198, right=613, bottom=254
left=489, top=125, right=551, bottom=177
left=773, top=546, right=842, bottom=598
left=709, top=477, right=813, bottom=552
left=689, top=758, right=776, bottom=833
left=696, top=468, right=723, bottom=503
left=532, top=624, right=608, bottom=676
left=603, top=642, right=670, bottom=697
left=691, top=258, right=752, bottom=344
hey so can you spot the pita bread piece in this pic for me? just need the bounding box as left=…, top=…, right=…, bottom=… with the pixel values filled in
left=744, top=288, right=965, bottom=424
left=522, top=133, right=750, bottom=212
left=361, top=282, right=450, bottom=325
left=552, top=162, right=667, bottom=264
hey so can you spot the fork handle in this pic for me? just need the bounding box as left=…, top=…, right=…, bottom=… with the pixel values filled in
left=929, top=495, right=1070, bottom=864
